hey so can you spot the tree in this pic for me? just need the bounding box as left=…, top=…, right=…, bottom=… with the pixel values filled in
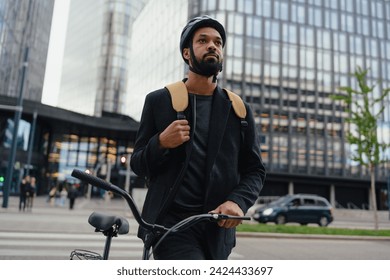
left=331, top=66, right=390, bottom=230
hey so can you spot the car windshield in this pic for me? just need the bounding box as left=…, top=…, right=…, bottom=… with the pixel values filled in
left=267, top=196, right=291, bottom=207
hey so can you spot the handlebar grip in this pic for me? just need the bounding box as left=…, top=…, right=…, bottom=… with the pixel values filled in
left=213, top=214, right=251, bottom=220
left=71, top=169, right=114, bottom=192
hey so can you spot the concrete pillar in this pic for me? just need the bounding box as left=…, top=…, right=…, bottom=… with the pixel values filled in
left=330, top=184, right=336, bottom=207
left=288, top=181, right=294, bottom=195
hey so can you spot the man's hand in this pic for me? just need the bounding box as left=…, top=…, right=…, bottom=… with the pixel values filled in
left=210, top=201, right=244, bottom=228
left=159, top=120, right=190, bottom=148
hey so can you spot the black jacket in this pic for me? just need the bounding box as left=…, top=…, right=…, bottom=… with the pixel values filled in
left=130, top=85, right=266, bottom=259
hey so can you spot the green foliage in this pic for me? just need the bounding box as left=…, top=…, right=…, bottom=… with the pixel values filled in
left=330, top=66, right=390, bottom=166
left=237, top=223, right=390, bottom=237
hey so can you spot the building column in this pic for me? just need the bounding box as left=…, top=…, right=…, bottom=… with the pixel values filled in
left=330, top=184, right=336, bottom=207
left=288, top=181, right=294, bottom=195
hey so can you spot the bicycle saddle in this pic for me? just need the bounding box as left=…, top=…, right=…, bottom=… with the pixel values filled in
left=88, top=211, right=129, bottom=235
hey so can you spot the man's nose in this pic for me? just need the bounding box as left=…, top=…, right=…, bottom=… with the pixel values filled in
left=207, top=41, right=217, bottom=50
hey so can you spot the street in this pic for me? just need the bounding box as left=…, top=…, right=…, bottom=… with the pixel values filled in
left=1, top=195, right=390, bottom=260
left=233, top=235, right=390, bottom=259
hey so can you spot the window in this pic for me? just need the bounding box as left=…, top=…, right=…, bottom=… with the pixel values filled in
left=317, top=30, right=331, bottom=50
left=202, top=0, right=216, bottom=10
left=238, top=0, right=253, bottom=14
left=340, top=13, right=354, bottom=32
left=265, top=19, right=279, bottom=41
left=232, top=58, right=243, bottom=76
left=285, top=24, right=297, bottom=44
left=339, top=33, right=347, bottom=52
left=256, top=0, right=271, bottom=16
left=300, top=26, right=314, bottom=47
left=245, top=17, right=261, bottom=38
left=317, top=200, right=327, bottom=207
left=3, top=119, right=31, bottom=151
left=226, top=0, right=235, bottom=11
left=291, top=4, right=305, bottom=24
left=324, top=10, right=338, bottom=30
left=274, top=1, right=289, bottom=20
left=233, top=36, right=243, bottom=57
left=282, top=45, right=297, bottom=66
left=245, top=37, right=261, bottom=60
left=303, top=198, right=316, bottom=205
left=270, top=43, right=280, bottom=63
left=300, top=47, right=315, bottom=69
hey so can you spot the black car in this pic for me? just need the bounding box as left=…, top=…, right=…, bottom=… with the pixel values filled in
left=252, top=194, right=334, bottom=227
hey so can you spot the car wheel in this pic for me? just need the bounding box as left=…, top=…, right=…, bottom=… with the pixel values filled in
left=275, top=215, right=286, bottom=225
left=300, top=223, right=308, bottom=226
left=318, top=216, right=329, bottom=227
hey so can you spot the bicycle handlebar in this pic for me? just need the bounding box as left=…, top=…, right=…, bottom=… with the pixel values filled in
left=71, top=169, right=251, bottom=234
left=71, top=169, right=164, bottom=232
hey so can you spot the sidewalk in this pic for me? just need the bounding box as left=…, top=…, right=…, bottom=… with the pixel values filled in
left=1, top=195, right=390, bottom=237
left=0, top=195, right=138, bottom=234
left=1, top=194, right=133, bottom=214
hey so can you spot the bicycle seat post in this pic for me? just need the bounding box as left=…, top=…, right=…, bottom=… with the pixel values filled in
left=142, top=246, right=150, bottom=260
left=102, top=228, right=115, bottom=260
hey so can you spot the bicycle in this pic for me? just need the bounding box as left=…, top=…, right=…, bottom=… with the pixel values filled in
left=69, top=169, right=251, bottom=260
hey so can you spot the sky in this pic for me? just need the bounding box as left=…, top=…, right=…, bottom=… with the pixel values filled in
left=41, top=0, right=70, bottom=106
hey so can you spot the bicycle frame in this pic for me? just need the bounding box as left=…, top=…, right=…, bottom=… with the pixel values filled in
left=71, top=168, right=250, bottom=260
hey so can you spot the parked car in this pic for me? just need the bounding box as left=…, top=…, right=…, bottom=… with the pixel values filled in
left=252, top=194, right=334, bottom=227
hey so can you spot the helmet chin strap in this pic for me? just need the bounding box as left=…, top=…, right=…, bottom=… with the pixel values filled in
left=188, top=44, right=222, bottom=83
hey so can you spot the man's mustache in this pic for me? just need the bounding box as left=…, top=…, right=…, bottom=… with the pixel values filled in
left=203, top=52, right=220, bottom=61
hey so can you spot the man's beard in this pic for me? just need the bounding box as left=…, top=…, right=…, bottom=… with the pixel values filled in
left=196, top=55, right=223, bottom=77
left=189, top=45, right=223, bottom=78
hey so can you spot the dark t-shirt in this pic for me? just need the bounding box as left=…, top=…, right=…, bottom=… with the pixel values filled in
left=173, top=93, right=212, bottom=211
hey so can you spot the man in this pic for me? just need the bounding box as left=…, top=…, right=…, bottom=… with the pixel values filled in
left=19, top=175, right=30, bottom=211
left=130, top=15, right=266, bottom=260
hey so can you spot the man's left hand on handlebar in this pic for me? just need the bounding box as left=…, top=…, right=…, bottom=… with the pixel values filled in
left=209, top=201, right=244, bottom=228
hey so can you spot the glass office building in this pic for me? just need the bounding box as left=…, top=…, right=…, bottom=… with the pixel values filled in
left=127, top=0, right=390, bottom=209
left=57, top=0, right=147, bottom=117
left=0, top=0, right=54, bottom=101
left=0, top=0, right=140, bottom=200
left=126, top=0, right=188, bottom=119
left=0, top=95, right=139, bottom=197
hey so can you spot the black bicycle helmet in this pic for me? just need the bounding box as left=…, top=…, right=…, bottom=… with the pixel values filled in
left=180, top=15, right=226, bottom=64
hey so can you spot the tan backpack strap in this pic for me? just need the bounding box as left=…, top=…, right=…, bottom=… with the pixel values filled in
left=223, top=88, right=247, bottom=119
left=165, top=81, right=188, bottom=113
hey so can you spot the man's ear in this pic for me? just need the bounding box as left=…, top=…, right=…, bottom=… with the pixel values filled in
left=182, top=48, right=190, bottom=61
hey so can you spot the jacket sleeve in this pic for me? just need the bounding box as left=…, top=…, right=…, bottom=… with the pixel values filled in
left=130, top=91, right=172, bottom=179
left=226, top=103, right=266, bottom=213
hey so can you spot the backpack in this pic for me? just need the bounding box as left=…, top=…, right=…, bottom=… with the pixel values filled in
left=165, top=81, right=248, bottom=129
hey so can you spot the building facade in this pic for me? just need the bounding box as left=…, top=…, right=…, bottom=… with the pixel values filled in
left=0, top=0, right=54, bottom=102
left=0, top=0, right=140, bottom=204
left=126, top=0, right=390, bottom=209
left=4, top=0, right=387, bottom=209
left=57, top=0, right=147, bottom=117
left=0, top=96, right=139, bottom=199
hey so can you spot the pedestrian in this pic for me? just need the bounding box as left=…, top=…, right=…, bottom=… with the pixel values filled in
left=67, top=185, right=78, bottom=210
left=19, top=175, right=30, bottom=211
left=130, top=15, right=266, bottom=260
left=26, top=176, right=36, bottom=211
left=59, top=186, right=68, bottom=207
left=47, top=183, right=57, bottom=206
